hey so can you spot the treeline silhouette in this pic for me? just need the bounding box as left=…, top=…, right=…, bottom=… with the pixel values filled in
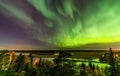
left=0, top=49, right=119, bottom=76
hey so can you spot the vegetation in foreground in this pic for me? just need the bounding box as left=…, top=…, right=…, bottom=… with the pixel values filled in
left=0, top=49, right=119, bottom=76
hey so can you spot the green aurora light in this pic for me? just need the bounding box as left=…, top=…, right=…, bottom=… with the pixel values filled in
left=1, top=0, right=120, bottom=48
left=29, top=0, right=120, bottom=47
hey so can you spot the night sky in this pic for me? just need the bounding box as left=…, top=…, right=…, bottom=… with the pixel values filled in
left=0, top=0, right=120, bottom=50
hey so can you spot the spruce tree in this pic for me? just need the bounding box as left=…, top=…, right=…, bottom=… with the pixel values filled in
left=109, top=48, right=116, bottom=76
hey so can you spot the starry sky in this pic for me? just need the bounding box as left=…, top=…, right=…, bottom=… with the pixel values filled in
left=0, top=0, right=120, bottom=50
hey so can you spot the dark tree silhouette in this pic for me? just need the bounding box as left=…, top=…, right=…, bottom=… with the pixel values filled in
left=109, top=48, right=116, bottom=76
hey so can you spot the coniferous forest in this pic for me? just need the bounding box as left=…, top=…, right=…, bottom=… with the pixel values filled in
left=0, top=49, right=119, bottom=76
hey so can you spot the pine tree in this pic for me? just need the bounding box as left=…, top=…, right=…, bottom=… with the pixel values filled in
left=109, top=48, right=116, bottom=76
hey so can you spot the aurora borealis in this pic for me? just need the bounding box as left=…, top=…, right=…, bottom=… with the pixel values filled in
left=1, top=0, right=120, bottom=49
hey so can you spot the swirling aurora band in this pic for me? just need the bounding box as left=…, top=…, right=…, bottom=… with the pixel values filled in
left=0, top=0, right=120, bottom=48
